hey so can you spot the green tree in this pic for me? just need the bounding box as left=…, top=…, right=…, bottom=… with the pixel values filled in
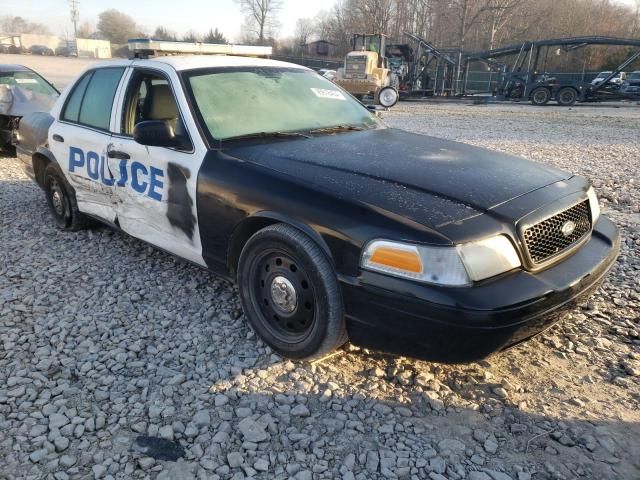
left=97, top=9, right=138, bottom=44
left=203, top=28, right=228, bottom=44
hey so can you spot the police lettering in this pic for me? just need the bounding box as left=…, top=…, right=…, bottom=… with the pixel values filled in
left=69, top=147, right=164, bottom=201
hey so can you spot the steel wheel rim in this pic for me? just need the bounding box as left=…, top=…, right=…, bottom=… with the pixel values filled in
left=380, top=88, right=398, bottom=107
left=49, top=178, right=66, bottom=217
left=560, top=91, right=574, bottom=103
left=249, top=249, right=316, bottom=343
left=533, top=90, right=548, bottom=103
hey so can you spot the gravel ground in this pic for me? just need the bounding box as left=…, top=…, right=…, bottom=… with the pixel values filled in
left=1, top=101, right=639, bottom=480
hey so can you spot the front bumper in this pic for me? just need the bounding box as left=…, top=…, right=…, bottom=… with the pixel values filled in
left=341, top=216, right=620, bottom=363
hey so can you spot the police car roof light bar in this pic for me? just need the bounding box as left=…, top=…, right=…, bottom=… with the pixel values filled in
left=127, top=38, right=273, bottom=59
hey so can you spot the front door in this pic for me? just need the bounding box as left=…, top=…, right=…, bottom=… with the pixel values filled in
left=108, top=67, right=206, bottom=266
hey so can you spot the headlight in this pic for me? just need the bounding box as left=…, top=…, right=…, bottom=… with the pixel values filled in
left=586, top=186, right=600, bottom=224
left=362, top=236, right=521, bottom=286
left=457, top=236, right=521, bottom=281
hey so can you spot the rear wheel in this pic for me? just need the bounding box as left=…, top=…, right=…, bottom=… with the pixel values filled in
left=237, top=224, right=347, bottom=360
left=530, top=87, right=551, bottom=106
left=556, top=87, right=577, bottom=106
left=43, top=163, right=91, bottom=231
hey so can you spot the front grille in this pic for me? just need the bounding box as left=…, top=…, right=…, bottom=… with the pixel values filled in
left=345, top=57, right=368, bottom=78
left=523, top=200, right=592, bottom=265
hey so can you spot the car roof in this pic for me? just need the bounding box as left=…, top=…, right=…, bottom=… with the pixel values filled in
left=0, top=64, right=31, bottom=73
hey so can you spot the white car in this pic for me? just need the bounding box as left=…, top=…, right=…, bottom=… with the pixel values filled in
left=590, top=71, right=625, bottom=87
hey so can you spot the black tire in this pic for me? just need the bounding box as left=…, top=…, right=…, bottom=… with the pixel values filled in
left=376, top=86, right=399, bottom=108
left=43, top=163, right=91, bottom=231
left=237, top=223, right=347, bottom=360
left=530, top=87, right=551, bottom=106
left=556, top=87, right=577, bottom=106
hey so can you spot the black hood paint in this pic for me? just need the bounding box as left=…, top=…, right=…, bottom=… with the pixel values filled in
left=223, top=128, right=569, bottom=227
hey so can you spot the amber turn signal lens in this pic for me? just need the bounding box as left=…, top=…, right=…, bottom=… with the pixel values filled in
left=369, top=246, right=423, bottom=273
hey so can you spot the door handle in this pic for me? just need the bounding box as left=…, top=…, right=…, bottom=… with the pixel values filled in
left=107, top=150, right=130, bottom=160
left=52, top=134, right=64, bottom=143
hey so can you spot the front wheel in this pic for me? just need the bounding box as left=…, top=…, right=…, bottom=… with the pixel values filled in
left=530, top=87, right=551, bottom=106
left=376, top=86, right=399, bottom=108
left=237, top=224, right=347, bottom=360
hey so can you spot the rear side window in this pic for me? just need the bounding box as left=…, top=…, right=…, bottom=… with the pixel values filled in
left=62, top=73, right=91, bottom=123
left=62, top=68, right=125, bottom=131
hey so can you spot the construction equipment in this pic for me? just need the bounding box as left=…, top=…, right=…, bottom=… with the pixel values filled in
left=335, top=34, right=399, bottom=108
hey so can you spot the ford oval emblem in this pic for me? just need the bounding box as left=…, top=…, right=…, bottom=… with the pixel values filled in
left=561, top=220, right=576, bottom=237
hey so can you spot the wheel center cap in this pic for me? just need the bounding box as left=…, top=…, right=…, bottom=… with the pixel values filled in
left=52, top=191, right=63, bottom=214
left=270, top=276, right=297, bottom=314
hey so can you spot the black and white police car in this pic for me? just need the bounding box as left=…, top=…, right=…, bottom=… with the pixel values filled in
left=15, top=43, right=620, bottom=363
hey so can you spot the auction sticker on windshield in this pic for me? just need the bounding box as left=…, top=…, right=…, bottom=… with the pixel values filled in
left=310, top=88, right=346, bottom=100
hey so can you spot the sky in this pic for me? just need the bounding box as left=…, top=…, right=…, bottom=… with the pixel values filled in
left=2, top=0, right=637, bottom=43
left=2, top=0, right=337, bottom=42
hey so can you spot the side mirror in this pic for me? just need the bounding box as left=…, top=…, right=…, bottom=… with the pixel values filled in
left=133, top=120, right=191, bottom=150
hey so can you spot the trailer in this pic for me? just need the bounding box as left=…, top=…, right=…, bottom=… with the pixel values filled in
left=462, top=36, right=640, bottom=105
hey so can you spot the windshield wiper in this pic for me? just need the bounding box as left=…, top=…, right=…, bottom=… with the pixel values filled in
left=308, top=125, right=366, bottom=135
left=222, top=131, right=311, bottom=142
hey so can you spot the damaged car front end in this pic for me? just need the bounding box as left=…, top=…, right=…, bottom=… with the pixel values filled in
left=0, top=64, right=58, bottom=154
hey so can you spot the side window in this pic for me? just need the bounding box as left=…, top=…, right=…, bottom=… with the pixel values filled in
left=62, top=68, right=124, bottom=130
left=122, top=72, right=182, bottom=137
left=62, top=72, right=92, bottom=123
left=79, top=68, right=125, bottom=130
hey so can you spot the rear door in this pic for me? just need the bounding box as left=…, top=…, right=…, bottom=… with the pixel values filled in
left=49, top=67, right=126, bottom=222
left=108, top=66, right=207, bottom=266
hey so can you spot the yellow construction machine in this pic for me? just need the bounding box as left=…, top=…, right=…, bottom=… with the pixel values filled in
left=335, top=34, right=399, bottom=108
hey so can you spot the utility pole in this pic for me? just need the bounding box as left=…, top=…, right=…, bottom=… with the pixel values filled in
left=69, top=0, right=79, bottom=39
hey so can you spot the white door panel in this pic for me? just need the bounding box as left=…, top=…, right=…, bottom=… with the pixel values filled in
left=49, top=122, right=116, bottom=222
left=106, top=140, right=205, bottom=266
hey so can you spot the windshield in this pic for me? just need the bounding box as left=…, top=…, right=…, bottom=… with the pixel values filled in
left=184, top=67, right=378, bottom=141
left=0, top=71, right=58, bottom=96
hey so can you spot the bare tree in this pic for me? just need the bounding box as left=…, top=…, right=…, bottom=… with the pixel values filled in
left=76, top=21, right=95, bottom=39
left=294, top=18, right=316, bottom=51
left=0, top=16, right=50, bottom=35
left=236, top=0, right=283, bottom=44
left=182, top=30, right=201, bottom=42
left=483, top=0, right=525, bottom=49
left=153, top=26, right=177, bottom=41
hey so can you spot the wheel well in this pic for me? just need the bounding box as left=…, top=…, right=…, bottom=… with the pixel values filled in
left=32, top=153, right=51, bottom=187
left=227, top=217, right=279, bottom=275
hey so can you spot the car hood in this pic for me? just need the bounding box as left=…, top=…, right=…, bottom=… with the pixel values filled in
left=223, top=128, right=570, bottom=228
left=0, top=85, right=58, bottom=117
